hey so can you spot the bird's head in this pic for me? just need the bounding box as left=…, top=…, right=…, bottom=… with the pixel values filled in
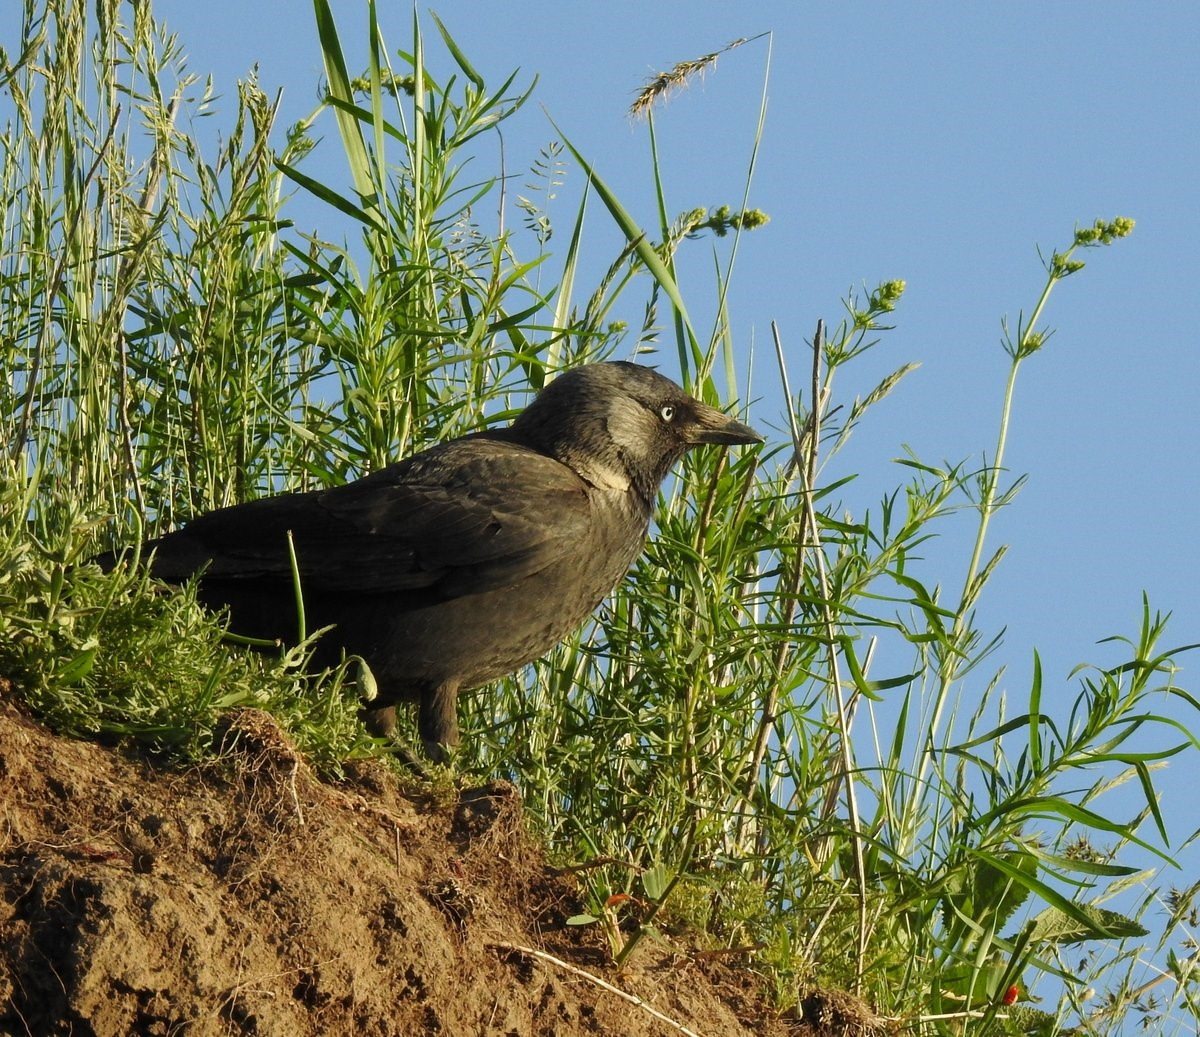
left=512, top=361, right=762, bottom=504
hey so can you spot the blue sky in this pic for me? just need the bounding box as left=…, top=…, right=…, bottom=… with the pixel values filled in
left=149, top=0, right=1198, bottom=688
left=150, top=0, right=1200, bottom=915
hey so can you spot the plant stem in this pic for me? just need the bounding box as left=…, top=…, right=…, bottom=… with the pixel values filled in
left=908, top=246, right=1075, bottom=826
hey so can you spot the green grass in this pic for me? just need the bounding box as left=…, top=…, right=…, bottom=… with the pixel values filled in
left=1, top=1, right=1197, bottom=1032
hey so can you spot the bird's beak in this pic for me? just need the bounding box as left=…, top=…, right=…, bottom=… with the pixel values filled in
left=686, top=401, right=763, bottom=446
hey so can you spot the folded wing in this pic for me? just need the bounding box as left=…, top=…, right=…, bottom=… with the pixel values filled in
left=147, top=436, right=592, bottom=602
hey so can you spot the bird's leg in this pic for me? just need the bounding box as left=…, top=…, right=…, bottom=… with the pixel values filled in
left=358, top=702, right=433, bottom=777
left=418, top=681, right=460, bottom=763
left=361, top=703, right=398, bottom=738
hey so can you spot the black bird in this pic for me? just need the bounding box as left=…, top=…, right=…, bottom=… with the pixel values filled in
left=117, top=362, right=761, bottom=758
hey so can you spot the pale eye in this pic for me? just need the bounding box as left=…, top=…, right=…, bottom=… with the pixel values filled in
left=660, top=404, right=676, bottom=422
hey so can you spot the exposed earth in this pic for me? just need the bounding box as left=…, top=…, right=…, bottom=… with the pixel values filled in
left=0, top=693, right=889, bottom=1036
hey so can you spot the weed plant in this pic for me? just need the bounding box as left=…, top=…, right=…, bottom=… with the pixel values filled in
left=1, top=1, right=1196, bottom=1031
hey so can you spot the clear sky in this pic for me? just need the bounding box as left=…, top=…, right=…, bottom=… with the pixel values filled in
left=112, top=0, right=1200, bottom=869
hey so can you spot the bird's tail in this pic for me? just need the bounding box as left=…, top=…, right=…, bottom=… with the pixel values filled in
left=90, top=539, right=160, bottom=574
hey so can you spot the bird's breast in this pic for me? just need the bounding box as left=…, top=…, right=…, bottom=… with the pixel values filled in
left=369, top=489, right=650, bottom=691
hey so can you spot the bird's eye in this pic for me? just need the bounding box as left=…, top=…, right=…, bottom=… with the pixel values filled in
left=660, top=404, right=676, bottom=422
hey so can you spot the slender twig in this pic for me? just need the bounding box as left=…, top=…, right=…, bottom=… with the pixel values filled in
left=919, top=1010, right=1007, bottom=1023
left=490, top=942, right=704, bottom=1037
left=908, top=251, right=1068, bottom=819
left=680, top=448, right=730, bottom=801
left=817, top=637, right=876, bottom=822
left=793, top=321, right=869, bottom=989
left=739, top=320, right=810, bottom=808
left=1084, top=950, right=1199, bottom=1025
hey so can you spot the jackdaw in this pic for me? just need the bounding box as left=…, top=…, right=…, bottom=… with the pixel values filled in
left=112, top=362, right=761, bottom=758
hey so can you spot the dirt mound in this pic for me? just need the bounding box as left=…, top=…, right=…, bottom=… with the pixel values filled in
left=0, top=696, right=886, bottom=1036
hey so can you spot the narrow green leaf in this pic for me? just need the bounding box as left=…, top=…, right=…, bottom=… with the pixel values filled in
left=276, top=160, right=387, bottom=233
left=430, top=11, right=485, bottom=88
left=57, top=643, right=98, bottom=685
left=1029, top=649, right=1043, bottom=772
left=312, top=0, right=374, bottom=201
left=551, top=119, right=700, bottom=357
left=642, top=862, right=670, bottom=901
left=549, top=183, right=590, bottom=370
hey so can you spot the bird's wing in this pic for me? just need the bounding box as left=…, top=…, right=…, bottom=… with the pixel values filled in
left=150, top=437, right=594, bottom=599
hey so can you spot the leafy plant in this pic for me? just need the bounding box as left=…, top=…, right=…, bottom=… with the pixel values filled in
left=1, top=2, right=1196, bottom=1032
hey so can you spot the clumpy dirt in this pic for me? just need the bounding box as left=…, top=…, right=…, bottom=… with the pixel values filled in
left=0, top=693, right=890, bottom=1036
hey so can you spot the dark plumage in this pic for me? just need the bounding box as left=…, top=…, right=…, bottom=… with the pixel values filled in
left=114, top=362, right=760, bottom=758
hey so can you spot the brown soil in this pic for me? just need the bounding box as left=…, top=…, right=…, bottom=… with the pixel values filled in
left=0, top=695, right=890, bottom=1036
